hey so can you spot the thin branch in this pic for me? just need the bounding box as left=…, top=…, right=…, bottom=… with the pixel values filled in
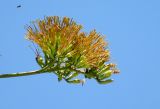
left=0, top=69, right=47, bottom=78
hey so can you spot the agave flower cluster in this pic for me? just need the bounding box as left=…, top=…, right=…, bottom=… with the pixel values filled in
left=26, top=16, right=119, bottom=84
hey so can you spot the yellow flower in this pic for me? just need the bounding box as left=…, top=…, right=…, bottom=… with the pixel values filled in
left=26, top=16, right=119, bottom=84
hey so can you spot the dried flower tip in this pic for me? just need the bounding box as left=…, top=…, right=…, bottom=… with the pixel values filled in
left=113, top=70, right=120, bottom=74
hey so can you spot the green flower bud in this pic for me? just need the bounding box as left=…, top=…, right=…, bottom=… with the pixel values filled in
left=66, top=79, right=81, bottom=84
left=98, top=70, right=112, bottom=80
left=97, top=79, right=113, bottom=84
left=36, top=55, right=45, bottom=68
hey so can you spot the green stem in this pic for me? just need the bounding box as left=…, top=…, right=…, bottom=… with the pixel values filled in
left=0, top=69, right=47, bottom=78
left=0, top=61, right=57, bottom=78
left=0, top=63, right=86, bottom=79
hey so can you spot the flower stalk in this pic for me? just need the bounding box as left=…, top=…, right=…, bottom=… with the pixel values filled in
left=0, top=70, right=46, bottom=78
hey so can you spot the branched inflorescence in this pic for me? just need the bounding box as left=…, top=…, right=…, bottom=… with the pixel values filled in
left=26, top=16, right=119, bottom=84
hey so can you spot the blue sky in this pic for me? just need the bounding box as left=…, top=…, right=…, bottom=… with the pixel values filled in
left=0, top=0, right=159, bottom=109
